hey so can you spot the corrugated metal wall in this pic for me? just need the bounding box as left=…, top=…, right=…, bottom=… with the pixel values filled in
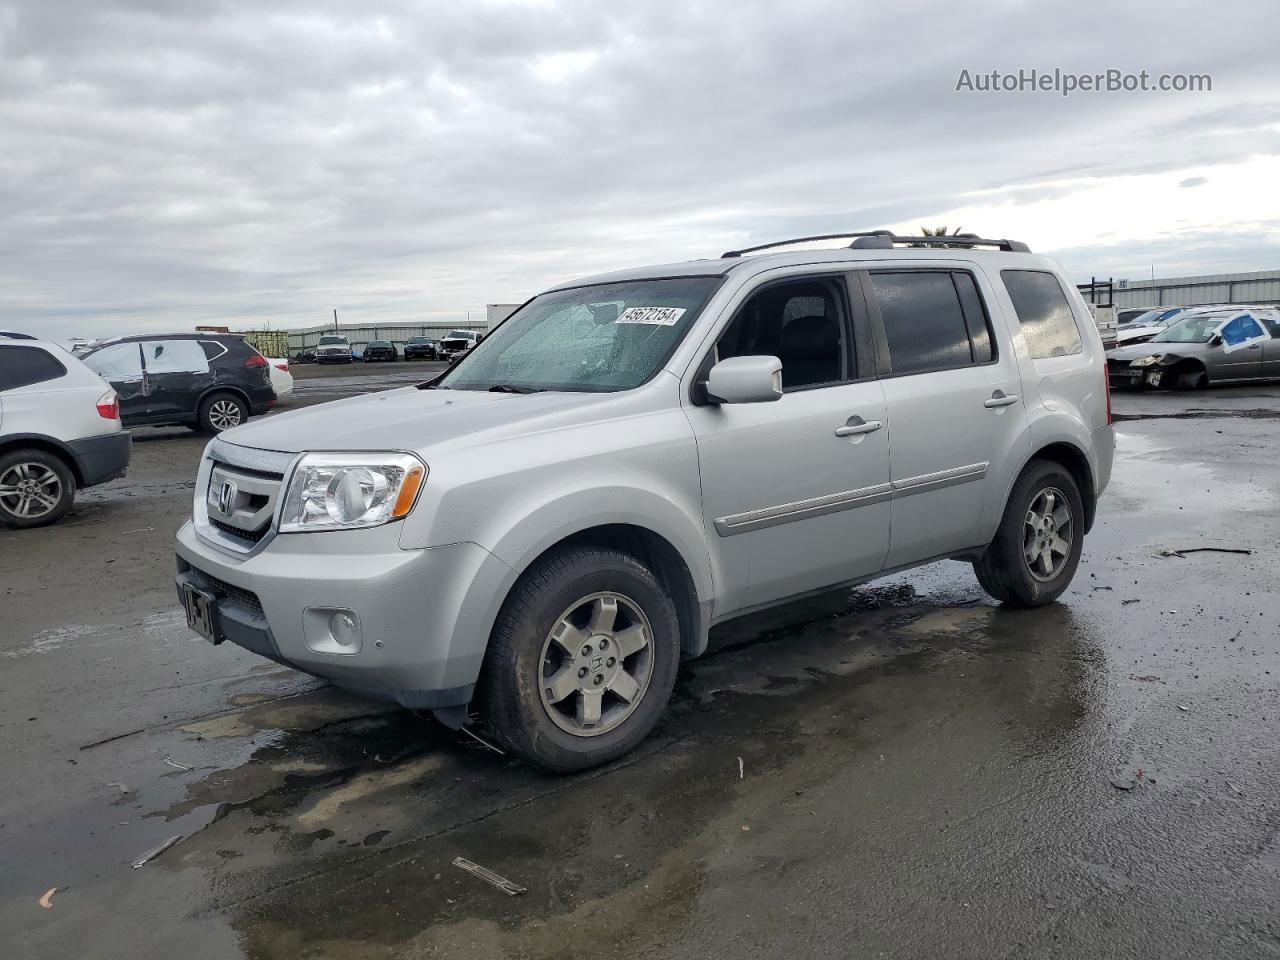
left=1112, top=270, right=1280, bottom=309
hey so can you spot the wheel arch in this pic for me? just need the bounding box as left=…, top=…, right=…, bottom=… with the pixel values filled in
left=1019, top=441, right=1097, bottom=533
left=196, top=385, right=252, bottom=418
left=0, top=433, right=83, bottom=485
left=488, top=518, right=712, bottom=662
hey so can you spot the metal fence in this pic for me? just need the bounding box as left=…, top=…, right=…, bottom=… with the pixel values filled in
left=1111, top=270, right=1280, bottom=309
left=284, top=322, right=489, bottom=354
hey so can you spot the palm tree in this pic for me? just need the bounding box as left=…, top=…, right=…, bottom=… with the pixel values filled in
left=911, top=226, right=971, bottom=248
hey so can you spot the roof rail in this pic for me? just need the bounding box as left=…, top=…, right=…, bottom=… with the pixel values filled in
left=0, top=331, right=38, bottom=340
left=720, top=231, right=1030, bottom=258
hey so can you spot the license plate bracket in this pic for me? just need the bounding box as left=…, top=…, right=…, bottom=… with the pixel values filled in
left=181, top=583, right=222, bottom=645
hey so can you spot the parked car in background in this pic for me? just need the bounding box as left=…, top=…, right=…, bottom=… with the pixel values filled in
left=403, top=336, right=439, bottom=360
left=1116, top=307, right=1152, bottom=324
left=1108, top=308, right=1280, bottom=389
left=316, top=334, right=353, bottom=364
left=81, top=334, right=275, bottom=433
left=1115, top=306, right=1189, bottom=345
left=438, top=329, right=481, bottom=360
left=175, top=231, right=1113, bottom=771
left=363, top=340, right=399, bottom=362
left=266, top=358, right=293, bottom=398
left=292, top=348, right=317, bottom=365
left=0, top=334, right=131, bottom=528
left=350, top=344, right=366, bottom=362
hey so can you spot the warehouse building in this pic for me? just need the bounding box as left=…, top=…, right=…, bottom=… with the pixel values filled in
left=1109, top=269, right=1280, bottom=310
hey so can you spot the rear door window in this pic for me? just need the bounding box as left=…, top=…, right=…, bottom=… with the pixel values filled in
left=141, top=340, right=210, bottom=374
left=0, top=346, right=67, bottom=392
left=868, top=271, right=989, bottom=375
left=1001, top=270, right=1083, bottom=359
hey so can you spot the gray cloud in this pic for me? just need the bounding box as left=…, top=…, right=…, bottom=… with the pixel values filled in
left=1179, top=176, right=1209, bottom=188
left=2, top=0, right=1278, bottom=341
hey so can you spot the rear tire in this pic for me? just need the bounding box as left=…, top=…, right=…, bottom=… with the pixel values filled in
left=0, top=448, right=76, bottom=529
left=198, top=392, right=248, bottom=434
left=974, top=460, right=1085, bottom=608
left=478, top=545, right=680, bottom=772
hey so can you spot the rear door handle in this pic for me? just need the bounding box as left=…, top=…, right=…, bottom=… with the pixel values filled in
left=835, top=416, right=883, bottom=437
left=984, top=391, right=1020, bottom=408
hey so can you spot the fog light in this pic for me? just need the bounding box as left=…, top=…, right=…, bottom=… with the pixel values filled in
left=330, top=612, right=358, bottom=646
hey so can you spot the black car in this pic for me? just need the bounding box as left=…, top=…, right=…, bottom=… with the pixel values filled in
left=82, top=334, right=275, bottom=434
left=363, top=340, right=399, bottom=362
left=293, top=348, right=317, bottom=364
left=403, top=336, right=438, bottom=360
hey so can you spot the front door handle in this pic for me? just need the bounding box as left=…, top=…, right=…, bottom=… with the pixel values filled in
left=835, top=416, right=883, bottom=437
left=984, top=391, right=1020, bottom=408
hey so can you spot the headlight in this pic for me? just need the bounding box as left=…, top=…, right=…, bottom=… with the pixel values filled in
left=1131, top=354, right=1162, bottom=367
left=279, top=452, right=426, bottom=533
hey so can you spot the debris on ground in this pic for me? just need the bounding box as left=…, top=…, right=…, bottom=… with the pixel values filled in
left=132, top=835, right=182, bottom=869
left=738, top=756, right=744, bottom=780
left=1178, top=704, right=1190, bottom=712
left=451, top=857, right=526, bottom=895
left=38, top=888, right=58, bottom=908
left=79, top=728, right=145, bottom=750
left=1226, top=780, right=1244, bottom=796
left=1121, top=599, right=1141, bottom=605
left=1157, top=547, right=1253, bottom=559
left=459, top=727, right=506, bottom=755
left=1110, top=778, right=1136, bottom=791
left=162, top=757, right=193, bottom=771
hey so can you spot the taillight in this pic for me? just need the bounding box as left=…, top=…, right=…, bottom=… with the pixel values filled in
left=96, top=390, right=119, bottom=420
left=274, top=362, right=289, bottom=372
left=1103, top=363, right=1113, bottom=425
left=244, top=353, right=268, bottom=368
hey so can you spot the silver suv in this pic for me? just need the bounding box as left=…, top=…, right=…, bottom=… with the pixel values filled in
left=175, top=232, right=1114, bottom=771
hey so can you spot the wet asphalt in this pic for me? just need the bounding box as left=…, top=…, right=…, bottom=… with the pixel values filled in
left=2, top=372, right=1279, bottom=959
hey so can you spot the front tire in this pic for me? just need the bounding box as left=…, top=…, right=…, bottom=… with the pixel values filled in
left=198, top=392, right=248, bottom=434
left=974, top=460, right=1085, bottom=607
left=478, top=545, right=680, bottom=772
left=0, top=448, right=76, bottom=529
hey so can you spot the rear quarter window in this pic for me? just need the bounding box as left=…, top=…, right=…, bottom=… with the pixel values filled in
left=1001, top=270, right=1083, bottom=359
left=0, top=346, right=67, bottom=392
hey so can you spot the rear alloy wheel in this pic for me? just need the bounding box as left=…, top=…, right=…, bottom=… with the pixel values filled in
left=479, top=545, right=680, bottom=771
left=0, top=449, right=76, bottom=528
left=974, top=459, right=1085, bottom=607
left=198, top=393, right=248, bottom=434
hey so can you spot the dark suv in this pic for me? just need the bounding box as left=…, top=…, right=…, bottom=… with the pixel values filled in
left=403, top=336, right=438, bottom=360
left=363, top=340, right=399, bottom=362
left=82, top=334, right=275, bottom=434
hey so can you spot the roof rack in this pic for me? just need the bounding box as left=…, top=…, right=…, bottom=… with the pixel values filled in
left=720, top=231, right=1030, bottom=258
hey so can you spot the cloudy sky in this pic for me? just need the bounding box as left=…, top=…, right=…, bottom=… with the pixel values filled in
left=3, top=0, right=1279, bottom=341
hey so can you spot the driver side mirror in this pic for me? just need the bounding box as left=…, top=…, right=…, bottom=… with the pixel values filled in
left=1209, top=334, right=1223, bottom=347
left=706, top=355, right=783, bottom=404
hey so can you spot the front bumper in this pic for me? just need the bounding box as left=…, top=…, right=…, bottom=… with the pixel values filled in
left=68, top=431, right=132, bottom=487
left=174, top=520, right=512, bottom=710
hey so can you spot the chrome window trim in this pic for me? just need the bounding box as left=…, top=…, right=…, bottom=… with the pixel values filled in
left=713, top=461, right=989, bottom=537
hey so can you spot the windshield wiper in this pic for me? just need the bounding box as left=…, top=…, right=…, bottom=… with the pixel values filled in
left=487, top=384, right=543, bottom=394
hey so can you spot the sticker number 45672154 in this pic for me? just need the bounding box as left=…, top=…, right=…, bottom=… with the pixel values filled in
left=616, top=307, right=687, bottom=326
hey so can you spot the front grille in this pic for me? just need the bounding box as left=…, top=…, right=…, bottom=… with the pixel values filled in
left=185, top=566, right=263, bottom=615
left=204, top=460, right=283, bottom=546
left=210, top=516, right=269, bottom=544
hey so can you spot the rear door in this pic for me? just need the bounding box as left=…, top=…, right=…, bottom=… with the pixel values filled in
left=685, top=271, right=891, bottom=615
left=1259, top=315, right=1280, bottom=378
left=140, top=339, right=212, bottom=420
left=83, top=342, right=147, bottom=422
left=864, top=266, right=1031, bottom=568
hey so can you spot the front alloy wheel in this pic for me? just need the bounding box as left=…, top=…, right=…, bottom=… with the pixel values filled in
left=479, top=545, right=680, bottom=772
left=539, top=592, right=654, bottom=736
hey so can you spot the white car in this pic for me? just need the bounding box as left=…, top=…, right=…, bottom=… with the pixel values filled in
left=266, top=358, right=293, bottom=398
left=0, top=333, right=131, bottom=528
left=315, top=334, right=353, bottom=364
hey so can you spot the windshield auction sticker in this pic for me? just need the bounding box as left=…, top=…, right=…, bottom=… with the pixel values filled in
left=616, top=306, right=686, bottom=326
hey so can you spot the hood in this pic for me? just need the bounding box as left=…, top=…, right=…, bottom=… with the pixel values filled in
left=1107, top=341, right=1207, bottom=362
left=216, top=385, right=619, bottom=455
